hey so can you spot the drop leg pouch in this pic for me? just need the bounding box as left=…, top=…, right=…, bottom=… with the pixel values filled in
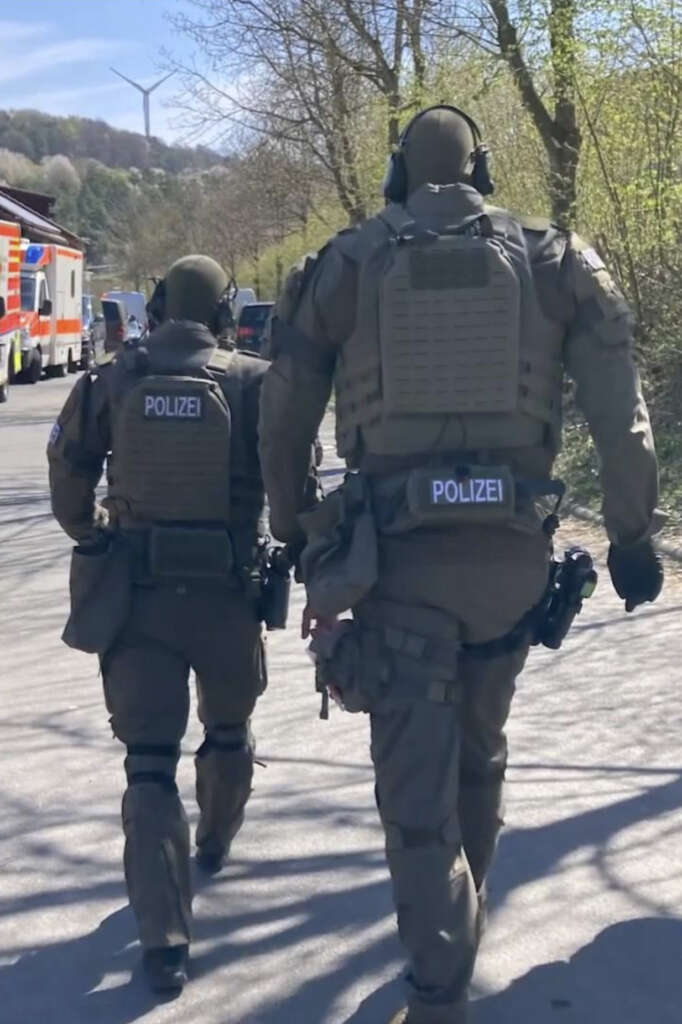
left=62, top=534, right=132, bottom=655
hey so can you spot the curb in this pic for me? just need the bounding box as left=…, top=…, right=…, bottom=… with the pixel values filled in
left=565, top=501, right=682, bottom=563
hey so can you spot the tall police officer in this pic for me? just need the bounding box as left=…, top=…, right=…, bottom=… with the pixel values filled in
left=48, top=256, right=271, bottom=992
left=258, top=107, right=664, bottom=1023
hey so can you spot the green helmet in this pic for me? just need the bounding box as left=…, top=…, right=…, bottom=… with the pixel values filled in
left=383, top=105, right=494, bottom=201
left=164, top=255, right=228, bottom=325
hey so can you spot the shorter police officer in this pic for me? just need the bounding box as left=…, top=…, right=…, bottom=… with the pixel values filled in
left=48, top=256, right=272, bottom=992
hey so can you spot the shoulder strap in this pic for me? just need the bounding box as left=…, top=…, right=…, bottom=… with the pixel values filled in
left=207, top=347, right=236, bottom=376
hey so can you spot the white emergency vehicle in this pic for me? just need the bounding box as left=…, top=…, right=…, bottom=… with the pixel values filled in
left=0, top=219, right=22, bottom=402
left=20, top=242, right=83, bottom=377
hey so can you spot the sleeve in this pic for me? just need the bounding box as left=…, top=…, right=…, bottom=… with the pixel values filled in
left=47, top=372, right=112, bottom=543
left=561, top=234, right=661, bottom=545
left=258, top=244, right=355, bottom=545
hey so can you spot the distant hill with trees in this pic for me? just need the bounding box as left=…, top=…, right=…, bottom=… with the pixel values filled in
left=0, top=109, right=222, bottom=173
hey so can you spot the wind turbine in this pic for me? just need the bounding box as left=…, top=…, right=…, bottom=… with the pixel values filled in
left=110, top=68, right=174, bottom=139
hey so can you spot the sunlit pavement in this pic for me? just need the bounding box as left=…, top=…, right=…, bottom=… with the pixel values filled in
left=1, top=375, right=681, bottom=1024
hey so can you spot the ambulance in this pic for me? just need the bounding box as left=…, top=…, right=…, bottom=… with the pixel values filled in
left=19, top=242, right=83, bottom=378
left=0, top=219, right=22, bottom=402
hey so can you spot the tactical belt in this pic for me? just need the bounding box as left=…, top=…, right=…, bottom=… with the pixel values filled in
left=121, top=525, right=235, bottom=582
left=369, top=465, right=564, bottom=529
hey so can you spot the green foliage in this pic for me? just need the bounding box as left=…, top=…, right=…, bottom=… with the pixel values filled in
left=0, top=109, right=222, bottom=173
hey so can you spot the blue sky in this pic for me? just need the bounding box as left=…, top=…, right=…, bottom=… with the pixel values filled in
left=0, top=1, right=198, bottom=143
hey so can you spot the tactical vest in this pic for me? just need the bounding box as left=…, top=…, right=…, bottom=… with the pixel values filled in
left=109, top=363, right=231, bottom=523
left=105, top=347, right=264, bottom=531
left=332, top=205, right=565, bottom=466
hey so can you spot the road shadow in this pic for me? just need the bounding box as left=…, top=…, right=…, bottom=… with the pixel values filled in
left=0, top=847, right=400, bottom=1024
left=473, top=917, right=682, bottom=1024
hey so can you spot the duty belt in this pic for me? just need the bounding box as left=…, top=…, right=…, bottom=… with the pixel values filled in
left=368, top=465, right=564, bottom=531
left=121, top=525, right=235, bottom=582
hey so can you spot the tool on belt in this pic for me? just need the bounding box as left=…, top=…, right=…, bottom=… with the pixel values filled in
left=241, top=539, right=293, bottom=631
left=531, top=546, right=598, bottom=650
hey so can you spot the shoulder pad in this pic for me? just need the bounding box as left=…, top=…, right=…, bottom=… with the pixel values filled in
left=207, top=348, right=234, bottom=373
left=95, top=350, right=116, bottom=367
left=516, top=213, right=569, bottom=236
left=277, top=248, right=328, bottom=322
left=516, top=214, right=553, bottom=233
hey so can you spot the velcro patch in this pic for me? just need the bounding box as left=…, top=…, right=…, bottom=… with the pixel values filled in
left=143, top=392, right=204, bottom=420
left=406, top=465, right=515, bottom=523
left=429, top=476, right=507, bottom=506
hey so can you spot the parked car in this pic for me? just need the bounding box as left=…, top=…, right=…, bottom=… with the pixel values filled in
left=102, top=298, right=129, bottom=352
left=235, top=302, right=274, bottom=357
left=103, top=290, right=147, bottom=329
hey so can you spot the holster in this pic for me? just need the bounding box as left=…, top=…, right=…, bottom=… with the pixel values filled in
left=298, top=473, right=378, bottom=617
left=62, top=533, right=132, bottom=655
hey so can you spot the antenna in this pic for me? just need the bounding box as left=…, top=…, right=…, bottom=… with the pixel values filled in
left=110, top=68, right=174, bottom=139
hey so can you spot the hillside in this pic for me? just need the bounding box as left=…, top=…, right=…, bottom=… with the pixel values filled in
left=0, top=109, right=223, bottom=174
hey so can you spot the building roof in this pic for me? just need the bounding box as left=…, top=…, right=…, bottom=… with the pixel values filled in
left=0, top=188, right=84, bottom=250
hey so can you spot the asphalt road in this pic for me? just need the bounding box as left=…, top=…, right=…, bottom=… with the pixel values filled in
left=1, top=375, right=681, bottom=1024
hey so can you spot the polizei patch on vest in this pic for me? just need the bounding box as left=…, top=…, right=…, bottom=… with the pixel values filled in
left=143, top=392, right=204, bottom=420
left=406, top=465, right=515, bottom=523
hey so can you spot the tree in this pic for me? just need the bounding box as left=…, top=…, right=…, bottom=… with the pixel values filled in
left=172, top=0, right=439, bottom=221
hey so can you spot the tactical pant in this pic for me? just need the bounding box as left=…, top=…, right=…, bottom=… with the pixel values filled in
left=364, top=525, right=550, bottom=1023
left=102, top=582, right=266, bottom=950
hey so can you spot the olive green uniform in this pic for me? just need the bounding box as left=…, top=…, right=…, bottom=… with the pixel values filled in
left=48, top=320, right=268, bottom=951
left=259, top=184, right=659, bottom=1022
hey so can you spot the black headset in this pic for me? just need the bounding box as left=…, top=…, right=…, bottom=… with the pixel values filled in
left=145, top=277, right=235, bottom=336
left=383, top=104, right=494, bottom=203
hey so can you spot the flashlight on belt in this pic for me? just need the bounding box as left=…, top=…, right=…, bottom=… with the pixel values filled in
left=534, top=546, right=598, bottom=650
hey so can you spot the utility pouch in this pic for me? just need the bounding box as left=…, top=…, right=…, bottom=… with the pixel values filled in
left=299, top=473, right=378, bottom=617
left=309, top=619, right=381, bottom=715
left=148, top=526, right=234, bottom=579
left=405, top=464, right=515, bottom=525
left=62, top=533, right=132, bottom=655
left=310, top=600, right=460, bottom=716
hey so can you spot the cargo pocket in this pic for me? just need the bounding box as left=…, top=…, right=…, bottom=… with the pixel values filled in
left=62, top=534, right=132, bottom=654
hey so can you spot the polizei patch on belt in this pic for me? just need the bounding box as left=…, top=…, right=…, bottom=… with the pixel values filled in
left=406, top=465, right=515, bottom=523
left=143, top=392, right=204, bottom=420
left=430, top=476, right=506, bottom=505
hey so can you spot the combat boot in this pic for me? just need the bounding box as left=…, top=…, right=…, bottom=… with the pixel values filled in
left=142, top=944, right=189, bottom=992
left=195, top=840, right=230, bottom=875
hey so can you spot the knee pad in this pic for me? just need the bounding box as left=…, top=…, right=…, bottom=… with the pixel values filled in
left=196, top=724, right=254, bottom=779
left=196, top=723, right=253, bottom=757
left=125, top=743, right=180, bottom=794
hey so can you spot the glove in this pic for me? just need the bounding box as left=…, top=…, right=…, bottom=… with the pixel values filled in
left=74, top=528, right=111, bottom=556
left=607, top=540, right=664, bottom=612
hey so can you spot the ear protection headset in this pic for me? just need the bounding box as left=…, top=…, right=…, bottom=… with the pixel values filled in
left=383, top=104, right=494, bottom=203
left=145, top=277, right=235, bottom=335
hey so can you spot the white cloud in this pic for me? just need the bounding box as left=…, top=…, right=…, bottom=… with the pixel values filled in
left=0, top=19, right=51, bottom=43
left=6, top=81, right=124, bottom=112
left=0, top=37, right=137, bottom=86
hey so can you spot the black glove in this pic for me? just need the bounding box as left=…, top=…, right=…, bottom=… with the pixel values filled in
left=607, top=540, right=663, bottom=612
left=75, top=529, right=111, bottom=556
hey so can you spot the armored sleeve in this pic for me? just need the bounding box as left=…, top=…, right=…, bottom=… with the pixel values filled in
left=47, top=371, right=111, bottom=543
left=561, top=234, right=660, bottom=544
left=259, top=244, right=355, bottom=545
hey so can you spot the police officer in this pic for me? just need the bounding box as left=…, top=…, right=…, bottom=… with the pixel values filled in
left=48, top=256, right=271, bottom=992
left=258, top=106, right=664, bottom=1023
